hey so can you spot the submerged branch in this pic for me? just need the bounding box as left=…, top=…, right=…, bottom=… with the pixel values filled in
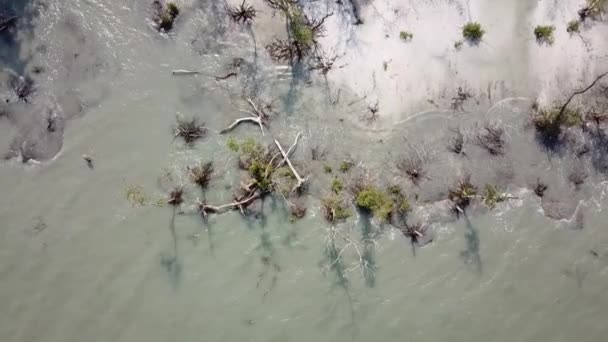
left=559, top=71, right=608, bottom=117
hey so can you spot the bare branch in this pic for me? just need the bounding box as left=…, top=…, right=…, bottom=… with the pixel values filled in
left=172, top=69, right=202, bottom=76
left=274, top=133, right=306, bottom=191
left=199, top=191, right=261, bottom=217
left=221, top=98, right=268, bottom=135
left=559, top=71, right=608, bottom=117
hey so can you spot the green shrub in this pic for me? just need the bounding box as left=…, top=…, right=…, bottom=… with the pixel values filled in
left=448, top=176, right=478, bottom=211
left=158, top=2, right=180, bottom=31
left=462, top=22, right=485, bottom=42
left=321, top=195, right=351, bottom=223
left=290, top=12, right=314, bottom=47
left=248, top=160, right=273, bottom=192
left=323, top=165, right=333, bottom=173
left=240, top=138, right=264, bottom=160
left=331, top=178, right=344, bottom=194
left=275, top=167, right=295, bottom=179
left=227, top=137, right=239, bottom=152
left=533, top=107, right=582, bottom=131
left=339, top=161, right=353, bottom=173
left=483, top=184, right=506, bottom=209
left=355, top=188, right=393, bottom=221
left=567, top=20, right=580, bottom=34
left=388, top=185, right=402, bottom=195
left=399, top=31, right=413, bottom=41
left=166, top=2, right=180, bottom=17
left=534, top=25, right=555, bottom=45
left=454, top=40, right=463, bottom=50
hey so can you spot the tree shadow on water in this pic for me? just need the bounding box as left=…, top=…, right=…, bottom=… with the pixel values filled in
left=460, top=214, right=482, bottom=274
left=322, top=229, right=358, bottom=340
left=161, top=206, right=182, bottom=289
left=359, top=214, right=377, bottom=288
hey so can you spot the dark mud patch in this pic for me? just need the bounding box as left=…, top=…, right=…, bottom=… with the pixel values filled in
left=0, top=3, right=116, bottom=163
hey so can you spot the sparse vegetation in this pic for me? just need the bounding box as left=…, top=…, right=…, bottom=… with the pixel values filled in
left=167, top=186, right=184, bottom=206
left=534, top=179, right=548, bottom=197
left=188, top=162, right=214, bottom=192
left=174, top=117, right=207, bottom=145
left=567, top=20, right=580, bottom=34
left=462, top=22, right=485, bottom=43
left=324, top=165, right=333, bottom=173
left=388, top=186, right=410, bottom=215
left=483, top=184, right=506, bottom=209
left=475, top=124, right=506, bottom=156
left=399, top=31, right=413, bottom=41
left=154, top=1, right=180, bottom=32
left=454, top=40, right=463, bottom=50
left=339, top=161, right=353, bottom=173
left=447, top=127, right=465, bottom=155
left=321, top=195, right=351, bottom=223
left=579, top=0, right=606, bottom=21
left=227, top=136, right=239, bottom=152
left=226, top=0, right=256, bottom=24
left=289, top=199, right=307, bottom=219
left=126, top=185, right=149, bottom=206
left=396, top=152, right=427, bottom=185
left=534, top=25, right=555, bottom=45
left=448, top=176, right=478, bottom=213
left=264, top=0, right=330, bottom=63
left=532, top=106, right=582, bottom=145
left=331, top=178, right=344, bottom=194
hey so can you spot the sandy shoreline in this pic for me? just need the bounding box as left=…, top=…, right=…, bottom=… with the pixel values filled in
left=309, top=0, right=608, bottom=123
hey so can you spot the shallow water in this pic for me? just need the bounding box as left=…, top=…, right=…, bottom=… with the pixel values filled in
left=1, top=0, right=608, bottom=341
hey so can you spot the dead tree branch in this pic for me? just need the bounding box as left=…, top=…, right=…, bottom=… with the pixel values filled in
left=199, top=192, right=262, bottom=217
left=274, top=133, right=306, bottom=191
left=221, top=98, right=268, bottom=135
left=559, top=71, right=608, bottom=117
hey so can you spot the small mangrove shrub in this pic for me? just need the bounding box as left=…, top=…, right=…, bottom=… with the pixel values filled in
left=355, top=187, right=393, bottom=221
left=226, top=136, right=239, bottom=152
left=462, top=22, right=485, bottom=42
left=533, top=106, right=582, bottom=144
left=448, top=176, right=478, bottom=212
left=483, top=184, right=506, bottom=209
left=331, top=178, right=344, bottom=194
left=339, top=161, right=353, bottom=173
left=399, top=31, right=413, bottom=41
left=567, top=20, right=580, bottom=34
left=534, top=25, right=555, bottom=45
left=174, top=117, right=206, bottom=145
left=321, top=195, right=351, bottom=223
left=157, top=2, right=180, bottom=32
